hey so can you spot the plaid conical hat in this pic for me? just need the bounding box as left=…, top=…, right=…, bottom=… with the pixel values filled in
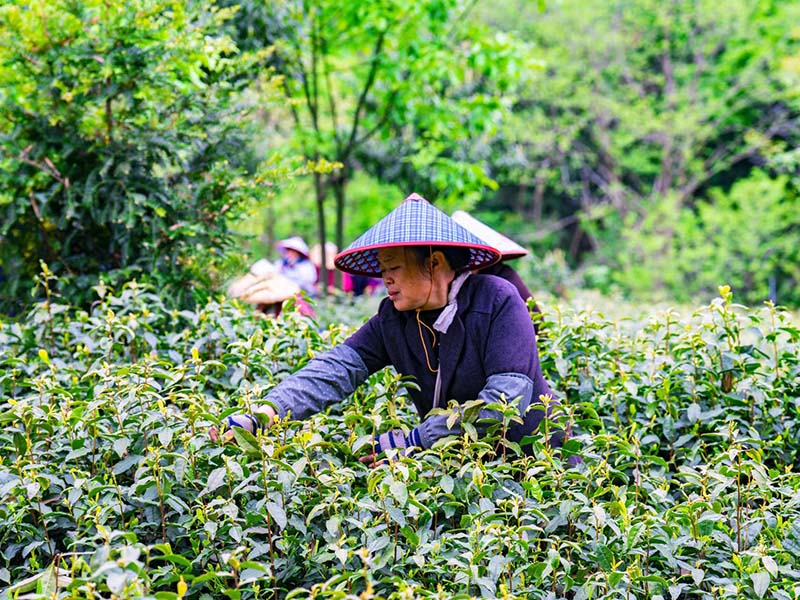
left=451, top=210, right=529, bottom=260
left=335, top=193, right=501, bottom=277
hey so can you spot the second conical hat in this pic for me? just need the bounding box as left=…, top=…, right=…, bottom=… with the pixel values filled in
left=228, top=272, right=301, bottom=305
left=451, top=210, right=529, bottom=260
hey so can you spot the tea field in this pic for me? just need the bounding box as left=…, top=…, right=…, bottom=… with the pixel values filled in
left=1, top=283, right=799, bottom=599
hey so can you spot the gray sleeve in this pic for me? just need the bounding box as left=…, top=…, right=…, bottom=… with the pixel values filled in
left=264, top=344, right=369, bottom=420
left=417, top=372, right=534, bottom=449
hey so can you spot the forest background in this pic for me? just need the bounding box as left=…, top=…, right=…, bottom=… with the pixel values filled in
left=1, top=0, right=799, bottom=313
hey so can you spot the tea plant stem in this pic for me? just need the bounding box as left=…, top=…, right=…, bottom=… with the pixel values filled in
left=40, top=265, right=55, bottom=352
left=259, top=452, right=277, bottom=592
left=35, top=495, right=55, bottom=556
left=736, top=448, right=743, bottom=553
left=19, top=412, right=55, bottom=553
left=152, top=455, right=168, bottom=544
left=138, top=395, right=150, bottom=450
left=393, top=520, right=399, bottom=563
left=690, top=335, right=700, bottom=405
left=110, top=472, right=127, bottom=521
left=90, top=422, right=98, bottom=477
left=612, top=358, right=623, bottom=430
left=111, top=395, right=126, bottom=432
left=665, top=312, right=672, bottom=356
left=105, top=313, right=114, bottom=365
left=432, top=455, right=441, bottom=538
left=631, top=436, right=642, bottom=508
left=501, top=415, right=508, bottom=462
left=303, top=446, right=318, bottom=480
left=643, top=522, right=651, bottom=600
left=767, top=303, right=780, bottom=379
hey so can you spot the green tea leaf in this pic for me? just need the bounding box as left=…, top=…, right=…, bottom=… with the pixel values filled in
left=206, top=467, right=227, bottom=493
left=266, top=501, right=287, bottom=530
left=751, top=571, right=770, bottom=598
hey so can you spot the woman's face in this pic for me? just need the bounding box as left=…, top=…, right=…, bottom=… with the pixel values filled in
left=283, top=249, right=303, bottom=264
left=377, top=247, right=434, bottom=311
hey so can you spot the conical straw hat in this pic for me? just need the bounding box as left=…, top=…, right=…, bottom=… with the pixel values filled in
left=451, top=210, right=529, bottom=260
left=275, top=236, right=310, bottom=258
left=228, top=271, right=301, bottom=305
left=334, top=193, right=501, bottom=277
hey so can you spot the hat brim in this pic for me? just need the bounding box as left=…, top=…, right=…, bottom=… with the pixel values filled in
left=334, top=241, right=500, bottom=277
left=228, top=272, right=301, bottom=304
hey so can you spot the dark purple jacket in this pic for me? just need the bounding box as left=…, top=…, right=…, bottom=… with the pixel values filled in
left=479, top=263, right=533, bottom=300
left=479, top=263, right=543, bottom=329
left=268, top=274, right=556, bottom=448
left=346, top=274, right=549, bottom=405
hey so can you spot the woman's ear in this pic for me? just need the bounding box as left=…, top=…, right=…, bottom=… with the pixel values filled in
left=429, top=250, right=447, bottom=272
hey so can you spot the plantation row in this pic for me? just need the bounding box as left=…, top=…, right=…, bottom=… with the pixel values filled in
left=1, top=282, right=799, bottom=599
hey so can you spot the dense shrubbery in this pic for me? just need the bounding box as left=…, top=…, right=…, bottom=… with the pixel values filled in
left=611, top=171, right=800, bottom=307
left=480, top=0, right=800, bottom=307
left=1, top=281, right=799, bottom=599
left=0, top=0, right=280, bottom=313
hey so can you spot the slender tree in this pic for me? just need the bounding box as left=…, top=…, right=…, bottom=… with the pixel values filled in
left=223, top=0, right=531, bottom=290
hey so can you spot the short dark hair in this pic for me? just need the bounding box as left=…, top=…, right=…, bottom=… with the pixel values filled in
left=407, top=245, right=471, bottom=275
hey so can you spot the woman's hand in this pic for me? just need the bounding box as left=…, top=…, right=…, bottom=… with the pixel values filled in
left=358, top=452, right=384, bottom=469
left=209, top=405, right=277, bottom=444
left=359, top=428, right=422, bottom=468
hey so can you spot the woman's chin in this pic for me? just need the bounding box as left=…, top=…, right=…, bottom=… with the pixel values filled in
left=390, top=298, right=412, bottom=311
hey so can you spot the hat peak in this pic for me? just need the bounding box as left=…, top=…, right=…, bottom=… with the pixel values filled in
left=402, top=192, right=428, bottom=204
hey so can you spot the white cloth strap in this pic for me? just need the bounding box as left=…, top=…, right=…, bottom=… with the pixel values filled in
left=430, top=271, right=469, bottom=408
left=433, top=271, right=470, bottom=334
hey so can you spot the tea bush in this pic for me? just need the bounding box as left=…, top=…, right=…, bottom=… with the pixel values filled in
left=0, top=0, right=280, bottom=314
left=1, top=282, right=799, bottom=599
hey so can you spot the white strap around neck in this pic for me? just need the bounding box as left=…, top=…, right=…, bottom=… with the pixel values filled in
left=433, top=271, right=470, bottom=334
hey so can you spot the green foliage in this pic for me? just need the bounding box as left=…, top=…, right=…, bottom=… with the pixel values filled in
left=0, top=0, right=281, bottom=312
left=615, top=171, right=800, bottom=305
left=222, top=0, right=534, bottom=260
left=476, top=0, right=800, bottom=306
left=514, top=249, right=577, bottom=298
left=238, top=173, right=406, bottom=263
left=2, top=279, right=800, bottom=598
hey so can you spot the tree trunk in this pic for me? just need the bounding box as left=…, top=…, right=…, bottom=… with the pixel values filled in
left=332, top=174, right=348, bottom=290
left=532, top=160, right=549, bottom=226
left=264, top=193, right=275, bottom=256
left=314, top=171, right=328, bottom=297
